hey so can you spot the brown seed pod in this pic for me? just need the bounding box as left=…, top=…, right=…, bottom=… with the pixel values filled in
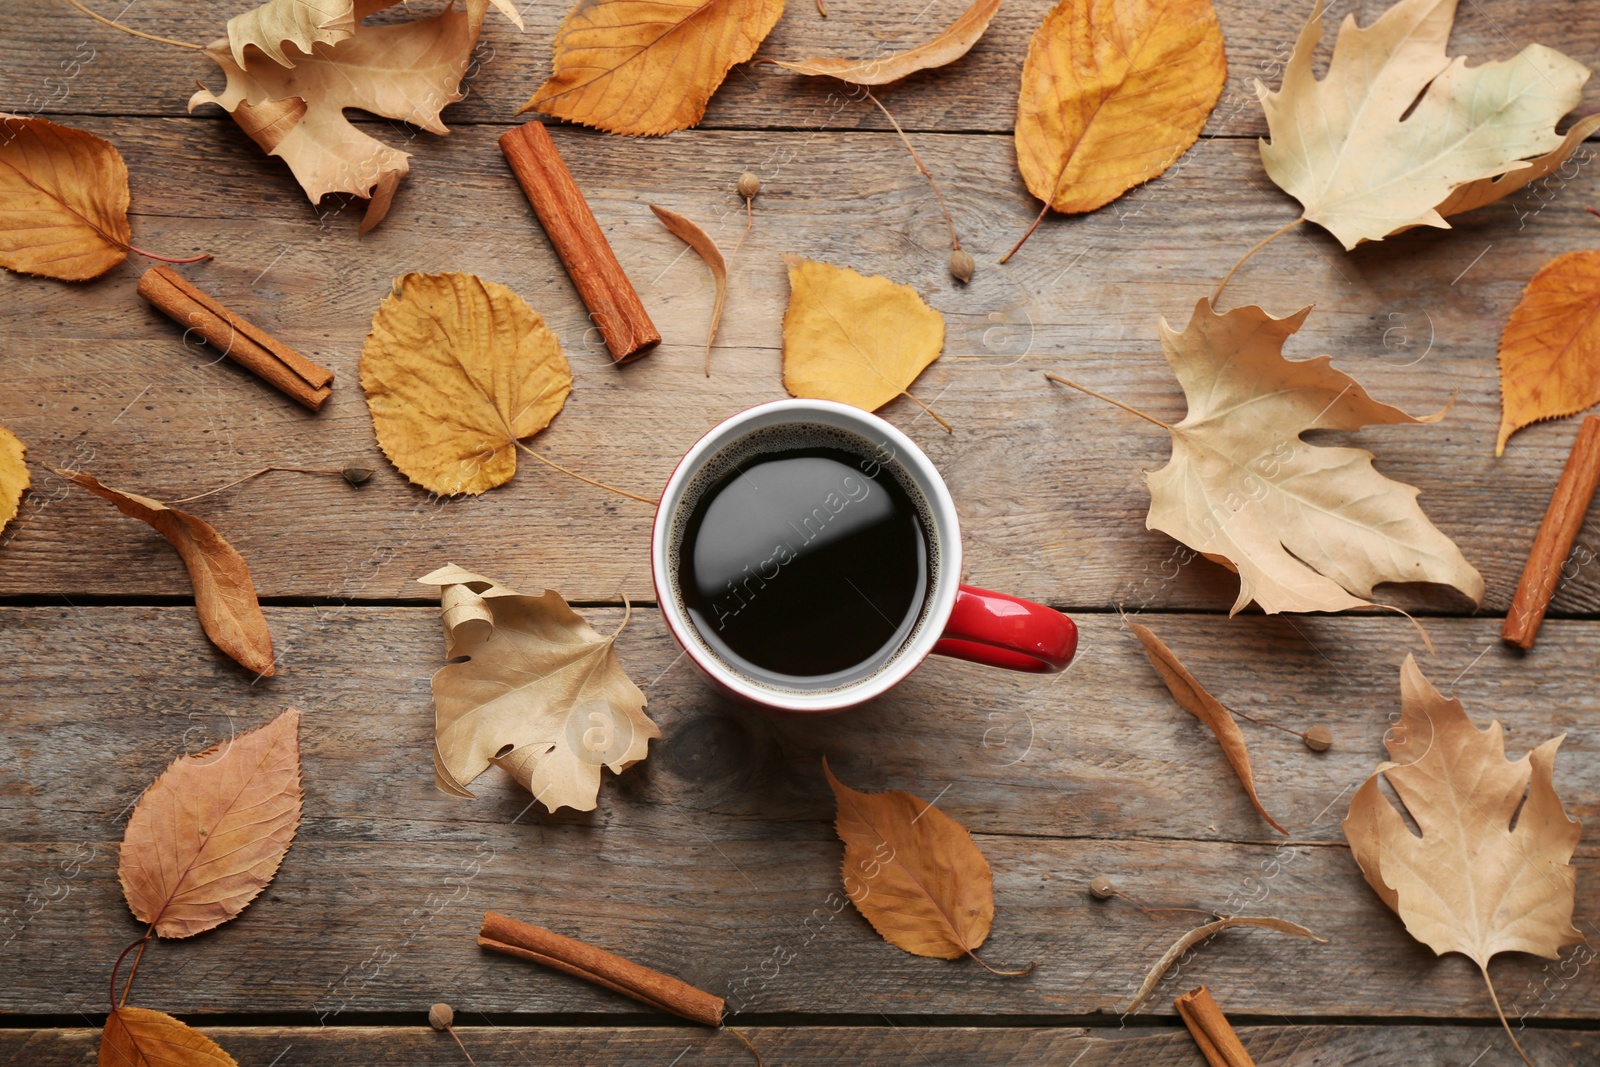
left=737, top=171, right=761, bottom=200
left=1304, top=725, right=1333, bottom=752
left=1089, top=874, right=1115, bottom=900
left=949, top=248, right=975, bottom=284
left=342, top=465, right=375, bottom=485
left=429, top=1002, right=454, bottom=1031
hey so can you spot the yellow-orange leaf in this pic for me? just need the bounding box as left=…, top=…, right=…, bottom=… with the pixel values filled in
left=1496, top=249, right=1600, bottom=455
left=1128, top=621, right=1286, bottom=835
left=119, top=707, right=302, bottom=939
left=781, top=255, right=945, bottom=419
left=60, top=471, right=275, bottom=676
left=774, top=0, right=999, bottom=85
left=650, top=204, right=727, bottom=375
left=100, top=1006, right=238, bottom=1067
left=1014, top=0, right=1225, bottom=216
left=360, top=272, right=572, bottom=495
left=524, top=0, right=785, bottom=135
left=0, top=114, right=129, bottom=281
left=0, top=423, right=27, bottom=538
left=825, top=761, right=994, bottom=962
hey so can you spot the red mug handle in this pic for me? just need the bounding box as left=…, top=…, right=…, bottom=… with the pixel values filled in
left=931, top=585, right=1078, bottom=673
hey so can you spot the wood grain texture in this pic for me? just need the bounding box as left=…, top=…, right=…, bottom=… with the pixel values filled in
left=3, top=1024, right=1598, bottom=1066
left=3, top=123, right=1600, bottom=611
left=1, top=608, right=1594, bottom=1019
left=5, top=0, right=1598, bottom=136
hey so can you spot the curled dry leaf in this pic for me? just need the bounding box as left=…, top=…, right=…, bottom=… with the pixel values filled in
left=1343, top=655, right=1581, bottom=1060
left=99, top=1006, right=238, bottom=1067
left=781, top=255, right=947, bottom=426
left=0, top=423, right=28, bottom=538
left=226, top=0, right=523, bottom=69
left=1142, top=299, right=1482, bottom=615
left=360, top=272, right=572, bottom=495
left=0, top=114, right=129, bottom=281
left=192, top=0, right=508, bottom=233
left=1011, top=0, right=1224, bottom=239
left=825, top=761, right=1023, bottom=972
left=1128, top=621, right=1286, bottom=835
left=1496, top=250, right=1600, bottom=455
left=1258, top=0, right=1594, bottom=249
left=525, top=0, right=785, bottom=135
left=650, top=205, right=728, bottom=376
left=773, top=0, right=999, bottom=85
left=119, top=707, right=302, bottom=939
left=59, top=470, right=275, bottom=676
left=420, top=565, right=659, bottom=813
left=1125, top=915, right=1326, bottom=1013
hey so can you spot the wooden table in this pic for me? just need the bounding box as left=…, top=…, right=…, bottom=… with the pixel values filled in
left=3, top=0, right=1598, bottom=1063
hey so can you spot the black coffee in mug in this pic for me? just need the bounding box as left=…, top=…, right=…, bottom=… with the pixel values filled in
left=673, top=427, right=932, bottom=691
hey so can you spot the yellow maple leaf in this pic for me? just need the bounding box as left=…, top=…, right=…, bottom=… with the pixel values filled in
left=781, top=255, right=946, bottom=424
left=1496, top=249, right=1600, bottom=454
left=525, top=0, right=786, bottom=136
left=360, top=272, right=572, bottom=496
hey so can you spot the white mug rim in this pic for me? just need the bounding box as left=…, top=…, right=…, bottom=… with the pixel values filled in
left=651, top=399, right=963, bottom=713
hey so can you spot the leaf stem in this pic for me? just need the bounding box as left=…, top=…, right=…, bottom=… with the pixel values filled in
left=107, top=930, right=153, bottom=1011
left=513, top=441, right=658, bottom=505
left=1482, top=964, right=1537, bottom=1067
left=900, top=389, right=953, bottom=434
left=725, top=1026, right=765, bottom=1066
left=118, top=937, right=150, bottom=1007
left=445, top=1024, right=479, bottom=1066
left=1000, top=198, right=1053, bottom=265
left=168, top=466, right=345, bottom=504
left=964, top=949, right=1036, bottom=977
left=125, top=242, right=213, bottom=265
left=61, top=0, right=205, bottom=49
left=1229, top=708, right=1308, bottom=742
left=1212, top=217, right=1303, bottom=306
left=864, top=90, right=961, bottom=254
left=1044, top=373, right=1173, bottom=431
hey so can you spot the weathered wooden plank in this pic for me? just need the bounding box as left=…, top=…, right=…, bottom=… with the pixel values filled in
left=4, top=1024, right=1598, bottom=1066
left=5, top=0, right=1598, bottom=136
left=2, top=123, right=1598, bottom=612
left=2, top=609, right=1595, bottom=1019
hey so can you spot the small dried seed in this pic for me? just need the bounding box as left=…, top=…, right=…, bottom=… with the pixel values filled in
left=1304, top=725, right=1333, bottom=752
left=737, top=171, right=761, bottom=200
left=949, top=248, right=976, bottom=284
left=429, top=1003, right=454, bottom=1031
left=342, top=466, right=375, bottom=485
left=1089, top=875, right=1115, bottom=900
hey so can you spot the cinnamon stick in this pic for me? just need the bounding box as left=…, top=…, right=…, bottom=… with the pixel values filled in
left=499, top=121, right=660, bottom=364
left=477, top=911, right=723, bottom=1027
left=137, top=266, right=333, bottom=411
left=1503, top=416, right=1600, bottom=650
left=1174, top=985, right=1256, bottom=1067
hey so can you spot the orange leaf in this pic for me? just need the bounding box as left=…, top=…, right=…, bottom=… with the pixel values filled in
left=824, top=760, right=995, bottom=963
left=0, top=114, right=130, bottom=281
left=524, top=0, right=786, bottom=135
left=1496, top=249, right=1600, bottom=455
left=1129, top=621, right=1287, bottom=835
left=773, top=0, right=999, bottom=85
left=60, top=471, right=275, bottom=676
left=119, top=707, right=303, bottom=939
left=100, top=1006, right=238, bottom=1067
left=649, top=205, right=728, bottom=375
left=1015, top=0, right=1225, bottom=216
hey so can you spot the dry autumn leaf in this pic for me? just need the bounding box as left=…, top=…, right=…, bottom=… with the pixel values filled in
left=773, top=0, right=999, bottom=84
left=192, top=0, right=508, bottom=233
left=1496, top=249, right=1600, bottom=455
left=650, top=204, right=728, bottom=376
left=525, top=0, right=785, bottom=136
left=1058, top=299, right=1483, bottom=615
left=1125, top=915, right=1326, bottom=1013
left=59, top=470, right=275, bottom=676
left=100, top=1006, right=238, bottom=1067
left=0, top=114, right=128, bottom=281
left=226, top=0, right=522, bottom=69
left=1258, top=0, right=1594, bottom=250
left=0, top=423, right=28, bottom=538
left=782, top=255, right=948, bottom=429
left=1344, top=655, right=1581, bottom=1063
left=119, top=707, right=302, bottom=938
left=825, top=761, right=1026, bottom=973
left=1128, top=621, right=1286, bottom=834
left=361, top=272, right=572, bottom=496
left=420, top=565, right=659, bottom=813
left=1006, top=0, right=1225, bottom=259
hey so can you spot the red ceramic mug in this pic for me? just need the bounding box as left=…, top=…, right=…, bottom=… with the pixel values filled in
left=651, top=400, right=1077, bottom=713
